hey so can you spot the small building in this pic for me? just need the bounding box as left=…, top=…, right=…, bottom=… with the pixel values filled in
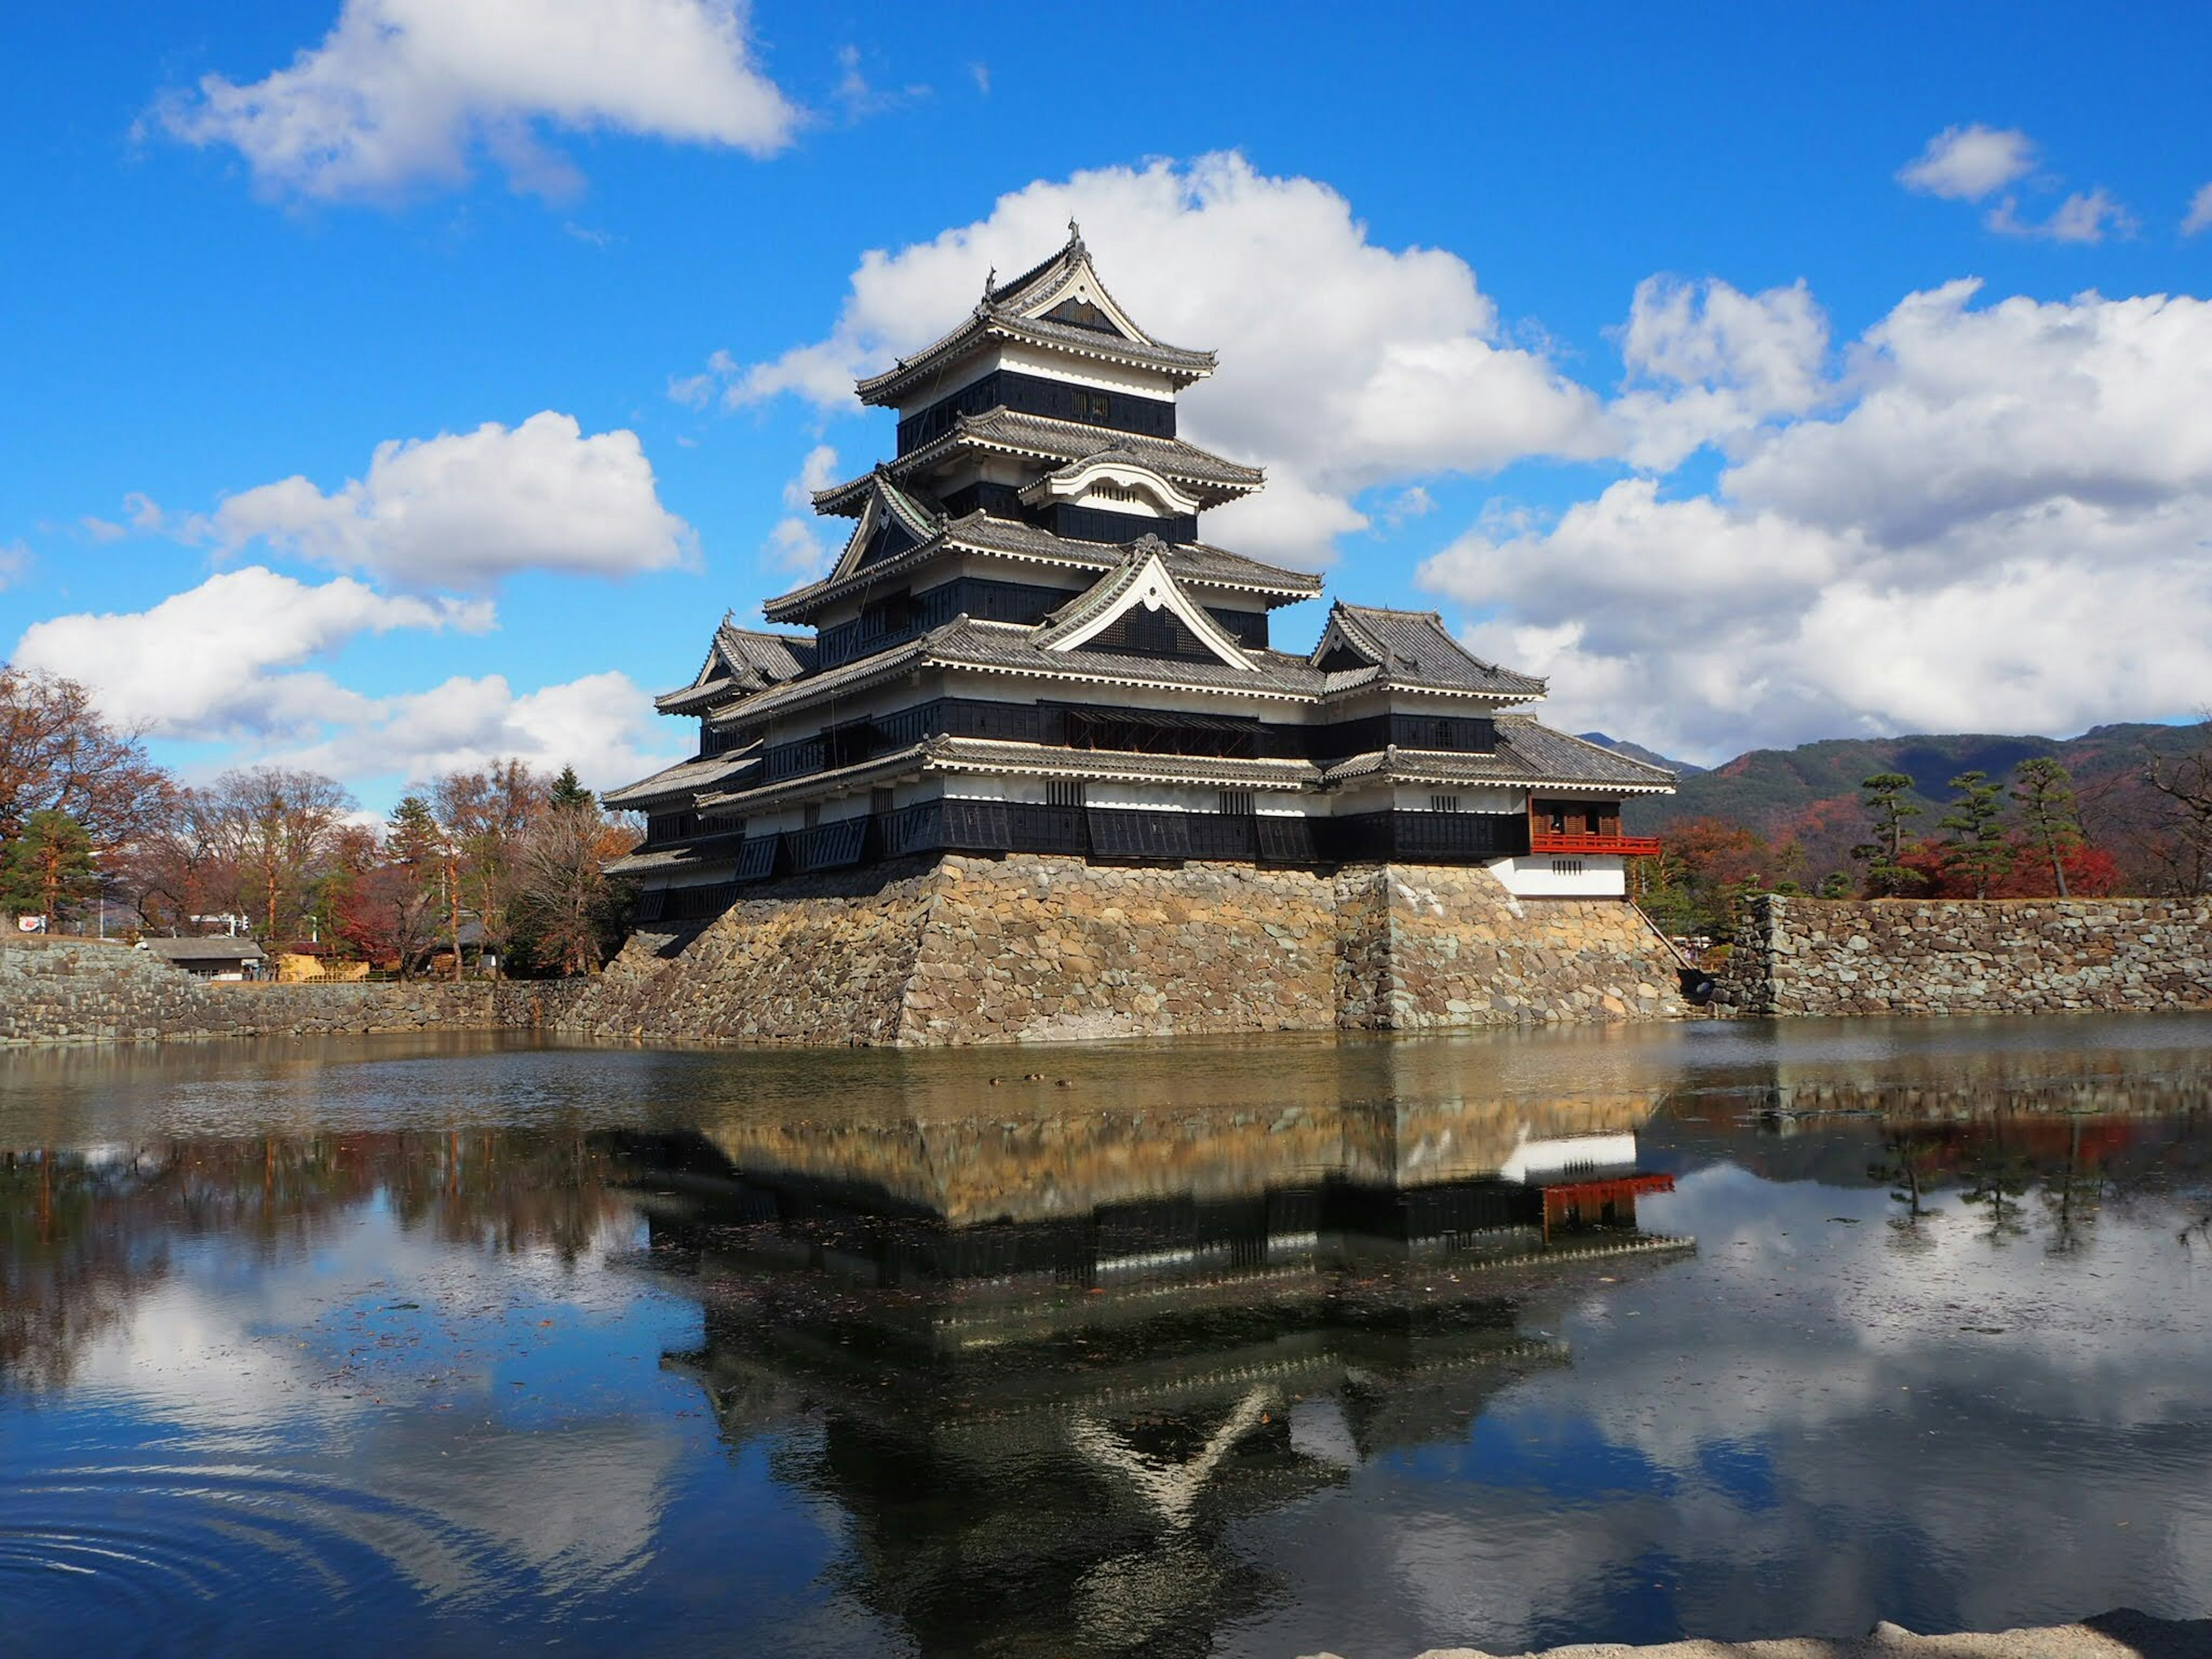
left=141, top=935, right=266, bottom=980
left=606, top=229, right=1672, bottom=921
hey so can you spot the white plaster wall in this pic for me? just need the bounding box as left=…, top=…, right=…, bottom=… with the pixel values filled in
left=1488, top=854, right=1627, bottom=898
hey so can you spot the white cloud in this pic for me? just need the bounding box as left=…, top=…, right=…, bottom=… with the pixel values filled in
left=1729, top=282, right=2212, bottom=544
left=272, top=668, right=680, bottom=790
left=154, top=0, right=798, bottom=204
left=12, top=565, right=490, bottom=740
left=1423, top=283, right=2212, bottom=760
left=2187, top=183, right=2212, bottom=237
left=1898, top=123, right=2036, bottom=200
left=1613, top=275, right=1831, bottom=468
left=702, top=152, right=1609, bottom=566
left=0, top=540, right=29, bottom=588
left=1987, top=186, right=2135, bottom=244
left=206, top=411, right=696, bottom=591
left=762, top=444, right=840, bottom=578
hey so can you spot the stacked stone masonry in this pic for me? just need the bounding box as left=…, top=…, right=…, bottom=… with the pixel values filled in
left=566, top=854, right=1686, bottom=1046
left=0, top=936, right=588, bottom=1046
left=1715, top=893, right=2212, bottom=1017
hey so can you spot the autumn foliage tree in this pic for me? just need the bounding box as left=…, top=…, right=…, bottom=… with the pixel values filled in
left=0, top=668, right=173, bottom=851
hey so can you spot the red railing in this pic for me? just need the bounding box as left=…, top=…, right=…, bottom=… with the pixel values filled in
left=1531, top=831, right=1662, bottom=857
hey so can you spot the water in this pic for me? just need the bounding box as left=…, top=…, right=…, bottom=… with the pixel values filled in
left=2, top=1016, right=2209, bottom=1657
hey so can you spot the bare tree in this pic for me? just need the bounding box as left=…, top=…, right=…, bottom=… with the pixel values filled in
left=427, top=759, right=544, bottom=978
left=195, top=767, right=357, bottom=941
left=2145, top=720, right=2212, bottom=896
left=513, top=800, right=634, bottom=976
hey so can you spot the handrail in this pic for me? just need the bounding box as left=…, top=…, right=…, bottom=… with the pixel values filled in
left=1531, top=831, right=1662, bottom=856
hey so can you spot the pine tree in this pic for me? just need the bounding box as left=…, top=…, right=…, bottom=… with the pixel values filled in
left=2009, top=756, right=2084, bottom=897
left=548, top=766, right=595, bottom=810
left=385, top=795, right=443, bottom=866
left=1938, top=770, right=2012, bottom=898
left=1849, top=772, right=1923, bottom=896
left=0, top=809, right=99, bottom=930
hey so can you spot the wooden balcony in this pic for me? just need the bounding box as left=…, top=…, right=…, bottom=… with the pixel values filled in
left=1531, top=831, right=1662, bottom=857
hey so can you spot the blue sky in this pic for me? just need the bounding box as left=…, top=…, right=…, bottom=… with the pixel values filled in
left=6, top=1, right=2210, bottom=812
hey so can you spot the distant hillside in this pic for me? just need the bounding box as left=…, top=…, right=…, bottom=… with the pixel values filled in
left=1578, top=732, right=1705, bottom=776
left=1622, top=722, right=2206, bottom=882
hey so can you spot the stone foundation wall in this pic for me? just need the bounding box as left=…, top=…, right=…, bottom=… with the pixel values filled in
left=563, top=853, right=1687, bottom=1047
left=1714, top=894, right=2212, bottom=1017
left=0, top=936, right=589, bottom=1046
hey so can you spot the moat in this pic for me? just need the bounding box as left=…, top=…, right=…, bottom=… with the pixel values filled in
left=4, top=1016, right=2210, bottom=1657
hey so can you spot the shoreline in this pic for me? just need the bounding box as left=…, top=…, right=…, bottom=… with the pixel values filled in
left=1306, top=1609, right=2212, bottom=1659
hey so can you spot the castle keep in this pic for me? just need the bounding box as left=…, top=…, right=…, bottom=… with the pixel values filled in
left=589, top=231, right=1685, bottom=1043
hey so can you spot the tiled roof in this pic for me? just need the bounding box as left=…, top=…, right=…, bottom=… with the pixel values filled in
left=949, top=514, right=1321, bottom=594
left=933, top=738, right=1317, bottom=789
left=604, top=831, right=749, bottom=877
left=929, top=618, right=1313, bottom=699
left=854, top=312, right=1217, bottom=408
left=656, top=622, right=816, bottom=711
left=814, top=411, right=1262, bottom=514
left=1492, top=717, right=1677, bottom=787
left=852, top=236, right=1217, bottom=408
left=1323, top=721, right=1675, bottom=791
left=1314, top=603, right=1547, bottom=700
left=697, top=744, right=935, bottom=813
left=600, top=748, right=762, bottom=809
left=762, top=513, right=1319, bottom=622
left=143, top=935, right=266, bottom=962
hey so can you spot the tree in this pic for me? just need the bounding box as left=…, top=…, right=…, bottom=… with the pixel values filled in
left=1937, top=770, right=2012, bottom=899
left=334, top=861, right=443, bottom=978
left=512, top=800, right=635, bottom=976
left=1849, top=773, right=1924, bottom=896
left=2145, top=722, right=2212, bottom=896
left=195, top=767, right=356, bottom=941
left=429, top=760, right=547, bottom=979
left=0, top=810, right=98, bottom=930
left=2009, top=757, right=2084, bottom=898
left=0, top=668, right=174, bottom=850
left=548, top=766, right=594, bottom=810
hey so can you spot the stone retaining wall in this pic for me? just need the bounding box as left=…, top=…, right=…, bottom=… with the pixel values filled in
left=0, top=936, right=589, bottom=1046
left=1714, top=894, right=2212, bottom=1017
left=563, top=853, right=1685, bottom=1046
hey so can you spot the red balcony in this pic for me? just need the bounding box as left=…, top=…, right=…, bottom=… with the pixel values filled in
left=1531, top=831, right=1662, bottom=857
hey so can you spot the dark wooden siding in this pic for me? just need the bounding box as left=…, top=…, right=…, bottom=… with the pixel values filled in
left=897, top=369, right=1176, bottom=454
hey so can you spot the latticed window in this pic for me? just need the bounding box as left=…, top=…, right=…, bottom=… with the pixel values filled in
left=1551, top=859, right=1584, bottom=877
left=1217, top=790, right=1255, bottom=816
left=1429, top=794, right=1462, bottom=814
left=1047, top=779, right=1086, bottom=808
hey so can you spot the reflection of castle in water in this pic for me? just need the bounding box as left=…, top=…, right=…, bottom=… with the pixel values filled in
left=618, top=1086, right=1691, bottom=1658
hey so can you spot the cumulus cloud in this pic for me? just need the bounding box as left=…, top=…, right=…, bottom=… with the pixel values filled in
left=1613, top=275, right=1831, bottom=468
left=12, top=566, right=490, bottom=739
left=153, top=0, right=798, bottom=203
left=205, top=411, right=696, bottom=591
left=1423, top=283, right=2212, bottom=760
left=10, top=564, right=677, bottom=790
left=1897, top=123, right=2036, bottom=200
left=270, top=668, right=679, bottom=790
left=697, top=153, right=1609, bottom=566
